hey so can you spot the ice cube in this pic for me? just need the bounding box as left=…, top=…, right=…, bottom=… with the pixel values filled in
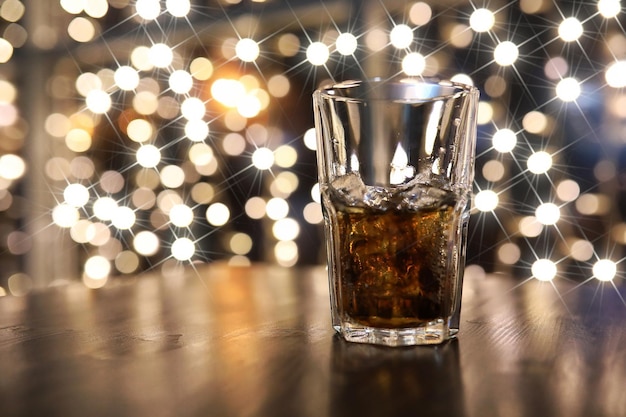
left=364, top=185, right=391, bottom=208
left=330, top=171, right=368, bottom=205
left=329, top=168, right=457, bottom=212
left=400, top=185, right=457, bottom=210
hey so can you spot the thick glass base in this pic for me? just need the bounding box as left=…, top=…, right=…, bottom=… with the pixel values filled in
left=337, top=319, right=457, bottom=347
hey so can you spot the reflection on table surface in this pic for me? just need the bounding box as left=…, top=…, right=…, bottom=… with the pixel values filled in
left=1, top=263, right=626, bottom=417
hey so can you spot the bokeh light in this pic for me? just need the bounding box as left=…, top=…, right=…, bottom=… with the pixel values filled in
left=494, top=41, right=518, bottom=66
left=336, top=32, right=358, bottom=55
left=166, top=0, right=190, bottom=17
left=85, top=90, right=111, bottom=114
left=470, top=8, right=495, bottom=33
left=409, top=2, right=432, bottom=25
left=556, top=78, right=581, bottom=102
left=93, top=197, right=117, bottom=221
left=532, top=259, right=557, bottom=282
left=63, top=183, right=90, bottom=207
left=135, top=0, right=160, bottom=20
left=114, top=65, right=140, bottom=90
left=252, top=147, right=274, bottom=170
left=556, top=179, right=580, bottom=202
left=527, top=151, right=552, bottom=174
left=136, top=144, right=161, bottom=168
left=149, top=43, right=173, bottom=68
left=206, top=202, right=230, bottom=226
left=474, top=190, right=499, bottom=212
left=0, top=154, right=25, bottom=180
left=169, top=204, right=194, bottom=227
left=535, top=203, right=560, bottom=226
left=52, top=203, right=80, bottom=228
left=492, top=129, right=517, bottom=153
left=0, top=0, right=624, bottom=308
left=570, top=239, right=594, bottom=261
left=134, top=230, right=160, bottom=256
left=67, top=17, right=96, bottom=43
left=236, top=38, right=260, bottom=62
left=606, top=61, right=626, bottom=88
left=389, top=24, right=413, bottom=49
left=306, top=42, right=329, bottom=66
left=598, top=0, right=621, bottom=18
left=111, top=206, right=136, bottom=230
left=402, top=52, right=426, bottom=75
left=171, top=237, right=195, bottom=261
left=558, top=18, right=583, bottom=42
left=0, top=38, right=13, bottom=63
left=593, top=259, right=617, bottom=282
left=169, top=70, right=193, bottom=94
left=273, top=218, right=300, bottom=241
left=84, top=255, right=111, bottom=280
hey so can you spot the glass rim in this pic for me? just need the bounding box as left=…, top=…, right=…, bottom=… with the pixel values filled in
left=315, top=77, right=478, bottom=102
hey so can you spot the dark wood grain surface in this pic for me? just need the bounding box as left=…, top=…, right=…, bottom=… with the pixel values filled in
left=1, top=264, right=625, bottom=417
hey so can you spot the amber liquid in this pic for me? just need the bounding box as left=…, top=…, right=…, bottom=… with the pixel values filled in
left=334, top=203, right=458, bottom=329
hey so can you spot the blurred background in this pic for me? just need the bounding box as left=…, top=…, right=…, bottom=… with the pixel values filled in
left=0, top=0, right=625, bottom=295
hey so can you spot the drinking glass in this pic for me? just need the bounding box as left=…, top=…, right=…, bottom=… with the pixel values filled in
left=313, top=78, right=479, bottom=346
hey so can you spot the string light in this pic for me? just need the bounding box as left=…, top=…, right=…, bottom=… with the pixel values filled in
left=273, top=218, right=300, bottom=241
left=306, top=42, right=329, bottom=66
left=181, top=97, right=206, bottom=120
left=389, top=24, right=413, bottom=49
left=136, top=144, right=161, bottom=168
left=114, top=66, right=140, bottom=90
left=336, top=33, right=358, bottom=55
left=402, top=52, right=426, bottom=75
left=474, top=190, right=499, bottom=212
left=532, top=259, right=557, bottom=282
left=493, top=41, right=518, bottom=66
left=85, top=90, right=111, bottom=114
left=558, top=18, right=583, bottom=42
left=527, top=151, right=552, bottom=174
left=470, top=8, right=495, bottom=33
left=127, top=119, right=153, bottom=143
left=535, top=203, right=560, bottom=226
left=93, top=197, right=118, bottom=221
left=185, top=119, right=209, bottom=142
left=235, top=38, right=260, bottom=62
left=211, top=79, right=245, bottom=108
left=135, top=0, right=160, bottom=20
left=1, top=0, right=624, bottom=304
left=134, top=231, right=160, bottom=256
left=206, top=203, right=230, bottom=226
left=593, top=259, right=617, bottom=282
left=252, top=147, right=274, bottom=170
left=148, top=43, right=173, bottom=68
left=606, top=61, right=626, bottom=88
left=169, top=70, right=193, bottom=94
left=556, top=77, right=581, bottom=102
left=266, top=197, right=289, bottom=220
left=111, top=206, right=136, bottom=230
left=0, top=154, right=25, bottom=180
left=165, top=0, right=190, bottom=17
left=492, top=129, right=517, bottom=153
left=598, top=0, right=621, bottom=18
left=84, top=256, right=111, bottom=280
left=169, top=204, right=194, bottom=228
left=52, top=203, right=80, bottom=228
left=63, top=183, right=90, bottom=208
left=171, top=237, right=195, bottom=261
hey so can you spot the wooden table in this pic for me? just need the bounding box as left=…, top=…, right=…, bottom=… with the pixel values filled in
left=1, top=264, right=626, bottom=417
